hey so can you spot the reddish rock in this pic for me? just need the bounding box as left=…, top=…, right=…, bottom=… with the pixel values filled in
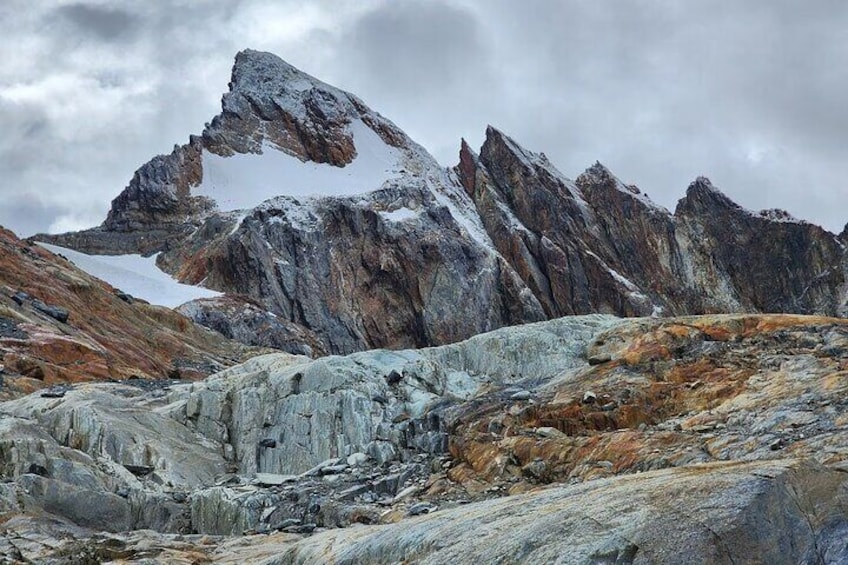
left=0, top=227, right=263, bottom=399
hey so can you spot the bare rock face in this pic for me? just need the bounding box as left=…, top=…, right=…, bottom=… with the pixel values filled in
left=461, top=128, right=675, bottom=318
left=39, top=50, right=546, bottom=355
left=163, top=183, right=543, bottom=354
left=459, top=129, right=847, bottom=323
left=35, top=49, right=848, bottom=356
left=270, top=459, right=848, bottom=565
left=201, top=50, right=360, bottom=164
left=675, top=177, right=845, bottom=314
left=176, top=296, right=326, bottom=357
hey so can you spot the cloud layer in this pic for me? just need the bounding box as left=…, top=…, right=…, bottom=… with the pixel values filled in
left=1, top=0, right=846, bottom=235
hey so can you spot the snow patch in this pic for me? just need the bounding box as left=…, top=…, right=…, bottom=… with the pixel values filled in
left=195, top=119, right=403, bottom=211
left=37, top=243, right=221, bottom=309
left=754, top=208, right=806, bottom=224
left=379, top=207, right=419, bottom=223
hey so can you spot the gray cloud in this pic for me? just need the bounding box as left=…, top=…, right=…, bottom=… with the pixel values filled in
left=333, top=1, right=501, bottom=161
left=50, top=3, right=137, bottom=42
left=342, top=2, right=488, bottom=97
left=0, top=0, right=846, bottom=237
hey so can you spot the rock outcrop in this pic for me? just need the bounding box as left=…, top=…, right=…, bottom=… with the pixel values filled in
left=3, top=313, right=848, bottom=562
left=36, top=50, right=848, bottom=357
left=176, top=296, right=326, bottom=357
left=10, top=47, right=848, bottom=563
left=0, top=227, right=263, bottom=400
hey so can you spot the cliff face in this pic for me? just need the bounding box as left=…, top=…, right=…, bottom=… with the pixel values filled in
left=37, top=49, right=848, bottom=355
left=459, top=128, right=847, bottom=322
left=674, top=178, right=846, bottom=314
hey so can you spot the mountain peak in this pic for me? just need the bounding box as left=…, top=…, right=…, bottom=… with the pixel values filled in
left=228, top=49, right=338, bottom=103
left=686, top=176, right=736, bottom=200
left=676, top=176, right=746, bottom=220
left=480, top=126, right=540, bottom=170
left=690, top=176, right=718, bottom=192
left=456, top=138, right=479, bottom=196
left=204, top=49, right=405, bottom=171
left=581, top=161, right=615, bottom=183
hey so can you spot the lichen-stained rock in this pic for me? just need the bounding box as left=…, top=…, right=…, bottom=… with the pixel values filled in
left=3, top=313, right=848, bottom=560
left=446, top=314, right=848, bottom=488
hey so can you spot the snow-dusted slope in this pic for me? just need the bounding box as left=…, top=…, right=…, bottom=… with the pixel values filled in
left=195, top=120, right=405, bottom=211
left=38, top=243, right=220, bottom=308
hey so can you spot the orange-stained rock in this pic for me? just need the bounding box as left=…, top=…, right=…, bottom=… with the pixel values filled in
left=0, top=227, right=264, bottom=399
left=446, top=313, right=848, bottom=488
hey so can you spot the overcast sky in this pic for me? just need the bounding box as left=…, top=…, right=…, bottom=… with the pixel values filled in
left=1, top=0, right=846, bottom=236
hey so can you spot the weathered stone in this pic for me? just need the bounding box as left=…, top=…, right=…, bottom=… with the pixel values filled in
left=407, top=502, right=437, bottom=516
left=346, top=452, right=368, bottom=467
left=31, top=299, right=69, bottom=323
left=2, top=314, right=848, bottom=560
left=11, top=291, right=29, bottom=306
left=268, top=460, right=848, bottom=564
left=255, top=473, right=297, bottom=486
left=0, top=227, right=261, bottom=400
left=124, top=464, right=154, bottom=476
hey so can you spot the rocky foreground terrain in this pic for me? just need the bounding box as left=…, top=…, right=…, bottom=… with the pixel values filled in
left=2, top=312, right=848, bottom=563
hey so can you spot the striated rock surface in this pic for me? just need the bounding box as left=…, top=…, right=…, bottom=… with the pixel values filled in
left=176, top=295, right=326, bottom=357
left=268, top=459, right=848, bottom=565
left=6, top=459, right=848, bottom=564
left=674, top=177, right=845, bottom=314
left=0, top=227, right=263, bottom=400
left=460, top=128, right=847, bottom=321
left=41, top=49, right=543, bottom=355
left=175, top=314, right=615, bottom=481
left=3, top=313, right=848, bottom=563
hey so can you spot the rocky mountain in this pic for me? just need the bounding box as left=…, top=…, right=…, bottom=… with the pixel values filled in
left=36, top=49, right=848, bottom=357
left=3, top=313, right=848, bottom=563
left=8, top=47, right=848, bottom=564
left=0, top=227, right=263, bottom=400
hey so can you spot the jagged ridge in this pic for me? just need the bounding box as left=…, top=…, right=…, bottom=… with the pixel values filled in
left=35, top=49, right=848, bottom=355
